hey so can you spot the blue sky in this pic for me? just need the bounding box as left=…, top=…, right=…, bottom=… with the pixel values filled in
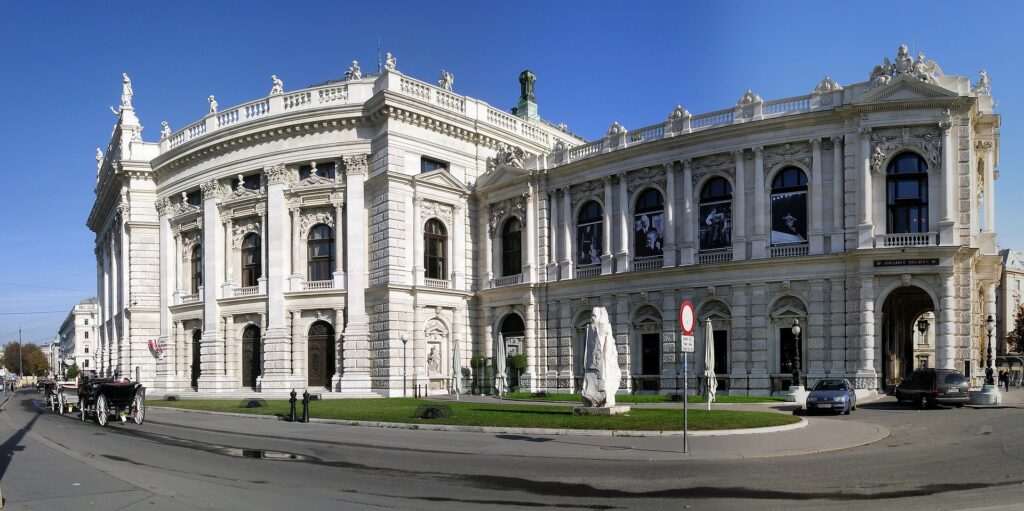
left=0, top=0, right=1020, bottom=344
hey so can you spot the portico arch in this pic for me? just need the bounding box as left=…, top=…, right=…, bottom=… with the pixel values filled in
left=879, top=284, right=936, bottom=390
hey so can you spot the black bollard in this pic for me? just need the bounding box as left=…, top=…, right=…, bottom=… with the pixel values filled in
left=301, top=390, right=310, bottom=423
left=288, top=389, right=297, bottom=422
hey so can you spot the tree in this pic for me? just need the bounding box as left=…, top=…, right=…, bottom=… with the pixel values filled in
left=1, top=342, right=50, bottom=377
left=1007, top=305, right=1024, bottom=353
left=66, top=363, right=80, bottom=380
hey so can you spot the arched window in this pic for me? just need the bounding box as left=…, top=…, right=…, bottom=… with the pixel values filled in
left=887, top=152, right=929, bottom=234
left=424, top=219, right=448, bottom=280
left=190, top=245, right=203, bottom=294
left=307, top=225, right=334, bottom=281
left=241, top=233, right=262, bottom=287
left=576, top=200, right=603, bottom=266
left=501, top=217, right=522, bottom=277
left=699, top=177, right=732, bottom=251
left=770, top=167, right=809, bottom=245
left=633, top=188, right=664, bottom=258
left=241, top=325, right=261, bottom=389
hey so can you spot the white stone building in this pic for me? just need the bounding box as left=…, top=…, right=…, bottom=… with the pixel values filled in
left=58, top=297, right=98, bottom=373
left=88, top=45, right=1001, bottom=396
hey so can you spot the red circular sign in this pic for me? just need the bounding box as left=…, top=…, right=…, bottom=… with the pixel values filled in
left=679, top=300, right=695, bottom=335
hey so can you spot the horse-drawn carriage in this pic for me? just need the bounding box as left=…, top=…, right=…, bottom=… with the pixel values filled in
left=77, top=374, right=145, bottom=426
left=41, top=379, right=58, bottom=411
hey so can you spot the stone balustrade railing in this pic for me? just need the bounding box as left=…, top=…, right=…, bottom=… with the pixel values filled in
left=491, top=273, right=523, bottom=288
left=632, top=256, right=663, bottom=272
left=302, top=280, right=334, bottom=291
left=876, top=232, right=937, bottom=248
left=575, top=266, right=600, bottom=279
left=425, top=278, right=450, bottom=289
left=769, top=244, right=810, bottom=258
left=697, top=250, right=733, bottom=265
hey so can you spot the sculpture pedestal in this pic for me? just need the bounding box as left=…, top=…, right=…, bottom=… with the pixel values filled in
left=572, top=405, right=631, bottom=416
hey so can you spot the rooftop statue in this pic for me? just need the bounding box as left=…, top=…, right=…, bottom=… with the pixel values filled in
left=160, top=121, right=171, bottom=140
left=668, top=105, right=691, bottom=120
left=519, top=70, right=536, bottom=103
left=121, top=73, right=133, bottom=108
left=606, top=121, right=626, bottom=137
left=973, top=69, right=992, bottom=95
left=384, top=52, right=397, bottom=72
left=270, top=75, right=284, bottom=96
left=581, top=307, right=620, bottom=408
left=345, top=60, right=362, bottom=80
left=736, top=89, right=762, bottom=105
left=438, top=70, right=454, bottom=91
left=869, top=44, right=943, bottom=89
left=814, top=74, right=842, bottom=92
left=208, top=95, right=218, bottom=114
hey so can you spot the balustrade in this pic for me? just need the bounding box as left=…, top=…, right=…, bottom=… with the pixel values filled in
left=233, top=285, right=260, bottom=297
left=491, top=274, right=523, bottom=288
left=632, top=257, right=663, bottom=271
left=425, top=278, right=450, bottom=289
left=690, top=109, right=734, bottom=129
left=762, top=96, right=812, bottom=115
left=302, top=280, right=334, bottom=291
left=769, top=244, right=809, bottom=258
left=697, top=250, right=733, bottom=265
left=180, top=293, right=200, bottom=304
left=575, top=266, right=600, bottom=279
left=877, top=232, right=937, bottom=247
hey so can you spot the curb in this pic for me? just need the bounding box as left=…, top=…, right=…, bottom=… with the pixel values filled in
left=150, top=406, right=808, bottom=437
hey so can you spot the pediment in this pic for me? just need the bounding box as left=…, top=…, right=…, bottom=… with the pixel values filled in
left=413, top=168, right=469, bottom=194
left=853, top=74, right=958, bottom=105
left=771, top=305, right=806, bottom=319
left=475, top=164, right=531, bottom=191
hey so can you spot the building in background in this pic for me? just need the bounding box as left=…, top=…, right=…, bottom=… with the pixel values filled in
left=58, top=297, right=98, bottom=374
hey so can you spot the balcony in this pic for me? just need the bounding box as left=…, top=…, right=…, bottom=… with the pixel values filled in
left=575, top=266, right=600, bottom=279
left=876, top=232, right=937, bottom=248
left=632, top=256, right=663, bottom=272
left=302, top=280, right=334, bottom=291
left=180, top=293, right=200, bottom=304
left=492, top=273, right=523, bottom=288
left=769, top=244, right=809, bottom=258
left=697, top=250, right=733, bottom=265
left=233, top=285, right=260, bottom=297
left=424, top=278, right=450, bottom=289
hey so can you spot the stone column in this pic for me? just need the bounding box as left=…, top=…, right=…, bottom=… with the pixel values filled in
left=157, top=203, right=173, bottom=385
left=938, top=121, right=956, bottom=245
left=482, top=202, right=493, bottom=287
left=547, top=191, right=558, bottom=279
left=223, top=316, right=235, bottom=382
left=175, top=320, right=186, bottom=383
left=681, top=160, right=694, bottom=265
left=524, top=186, right=536, bottom=284
left=856, top=276, right=877, bottom=389
left=453, top=205, right=465, bottom=289
left=339, top=155, right=371, bottom=392
left=290, top=207, right=301, bottom=290
left=615, top=174, right=630, bottom=271
left=752, top=147, right=766, bottom=258
left=857, top=127, right=874, bottom=248
left=173, top=233, right=183, bottom=302
left=987, top=283, right=998, bottom=375
left=523, top=298, right=537, bottom=391
left=332, top=202, right=346, bottom=289
left=221, top=219, right=232, bottom=298
left=412, top=197, right=424, bottom=286
left=937, top=272, right=956, bottom=370
left=453, top=305, right=467, bottom=390
left=199, top=178, right=229, bottom=390
left=291, top=310, right=303, bottom=378
left=258, top=212, right=268, bottom=294
left=984, top=144, right=995, bottom=232
left=261, top=166, right=302, bottom=390
left=732, top=150, right=746, bottom=260
left=601, top=177, right=614, bottom=275
left=831, top=136, right=845, bottom=253
left=663, top=163, right=677, bottom=267
left=809, top=138, right=824, bottom=254
left=560, top=188, right=573, bottom=279
left=334, top=308, right=345, bottom=383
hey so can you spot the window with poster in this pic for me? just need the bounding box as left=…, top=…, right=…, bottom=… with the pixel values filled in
left=576, top=200, right=603, bottom=267
left=698, top=177, right=732, bottom=251
left=633, top=188, right=664, bottom=259
left=770, top=167, right=808, bottom=245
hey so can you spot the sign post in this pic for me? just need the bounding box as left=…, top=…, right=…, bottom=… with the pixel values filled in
left=679, top=300, right=696, bottom=454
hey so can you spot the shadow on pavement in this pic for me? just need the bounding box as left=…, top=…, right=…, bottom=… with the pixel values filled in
left=0, top=393, right=41, bottom=482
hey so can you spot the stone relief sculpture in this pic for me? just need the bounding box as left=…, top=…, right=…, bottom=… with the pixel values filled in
left=487, top=143, right=526, bottom=171
left=737, top=89, right=762, bottom=105
left=668, top=105, right=690, bottom=120
left=427, top=347, right=441, bottom=376
left=869, top=44, right=944, bottom=88
left=208, top=95, right=218, bottom=114
left=121, top=73, right=133, bottom=108
left=345, top=60, right=362, bottom=80
left=384, top=52, right=397, bottom=71
left=270, top=75, right=284, bottom=95
left=160, top=121, right=171, bottom=140
left=606, top=121, right=626, bottom=137
left=437, top=70, right=454, bottom=91
left=814, top=74, right=842, bottom=92
left=581, top=307, right=620, bottom=408
left=870, top=126, right=942, bottom=173
left=973, top=69, right=991, bottom=95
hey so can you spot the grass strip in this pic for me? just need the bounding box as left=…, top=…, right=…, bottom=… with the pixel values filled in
left=149, top=398, right=798, bottom=431
left=503, top=392, right=788, bottom=404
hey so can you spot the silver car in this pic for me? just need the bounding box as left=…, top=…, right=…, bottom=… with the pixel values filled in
left=804, top=378, right=857, bottom=415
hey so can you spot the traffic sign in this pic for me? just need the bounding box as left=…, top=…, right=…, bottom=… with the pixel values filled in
left=680, top=335, right=695, bottom=353
left=679, top=300, right=695, bottom=335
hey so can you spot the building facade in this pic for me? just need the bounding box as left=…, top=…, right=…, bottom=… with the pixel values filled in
left=88, top=45, right=1001, bottom=396
left=58, top=297, right=99, bottom=373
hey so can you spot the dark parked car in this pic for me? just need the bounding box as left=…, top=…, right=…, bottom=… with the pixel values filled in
left=805, top=378, right=857, bottom=414
left=894, top=369, right=969, bottom=408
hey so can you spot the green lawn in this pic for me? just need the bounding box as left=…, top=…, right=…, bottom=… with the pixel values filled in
left=503, top=392, right=788, bottom=404
left=149, top=398, right=799, bottom=431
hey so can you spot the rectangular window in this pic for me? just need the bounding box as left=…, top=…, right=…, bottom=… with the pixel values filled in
left=84, top=360, right=89, bottom=368
left=713, top=330, right=727, bottom=374
left=84, top=331, right=89, bottom=339
left=421, top=157, right=448, bottom=174
left=85, top=346, right=89, bottom=354
left=641, top=333, right=660, bottom=375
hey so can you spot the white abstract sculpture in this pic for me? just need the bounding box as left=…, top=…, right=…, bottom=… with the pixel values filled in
left=581, top=306, right=620, bottom=407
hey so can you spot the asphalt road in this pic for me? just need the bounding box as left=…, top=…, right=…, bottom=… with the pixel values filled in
left=1, top=390, right=1023, bottom=510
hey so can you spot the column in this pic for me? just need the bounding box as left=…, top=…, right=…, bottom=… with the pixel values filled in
left=732, top=150, right=746, bottom=260
left=334, top=308, right=345, bottom=382
left=199, top=178, right=229, bottom=389
left=752, top=147, right=766, bottom=258
left=547, top=191, right=558, bottom=280
left=175, top=320, right=186, bottom=383
left=663, top=163, right=677, bottom=267
left=809, top=138, right=825, bottom=254
left=856, top=276, right=877, bottom=390
left=857, top=127, right=874, bottom=248
left=615, top=174, right=630, bottom=270
left=681, top=160, right=694, bottom=265
left=983, top=143, right=995, bottom=232
left=221, top=219, right=233, bottom=298
left=339, top=154, right=371, bottom=392
left=289, top=207, right=301, bottom=291
left=560, top=188, right=573, bottom=279
left=831, top=136, right=845, bottom=253
left=987, top=283, right=997, bottom=376
left=261, top=166, right=301, bottom=389
left=412, top=197, right=424, bottom=286
left=158, top=206, right=173, bottom=385
left=937, top=273, right=956, bottom=370
left=938, top=120, right=956, bottom=245
left=523, top=298, right=537, bottom=391
left=332, top=202, right=346, bottom=289
left=601, top=177, right=613, bottom=275
left=453, top=205, right=465, bottom=289
left=223, top=316, right=235, bottom=381
left=482, top=202, right=493, bottom=287
left=258, top=212, right=268, bottom=294
left=291, top=310, right=303, bottom=378
left=524, top=185, right=536, bottom=283
left=173, top=233, right=183, bottom=301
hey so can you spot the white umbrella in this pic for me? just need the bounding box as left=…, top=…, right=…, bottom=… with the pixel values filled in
left=496, top=333, right=507, bottom=398
left=703, top=318, right=717, bottom=410
left=452, top=337, right=462, bottom=400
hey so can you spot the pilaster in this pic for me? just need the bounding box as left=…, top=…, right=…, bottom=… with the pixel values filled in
left=339, top=154, right=371, bottom=393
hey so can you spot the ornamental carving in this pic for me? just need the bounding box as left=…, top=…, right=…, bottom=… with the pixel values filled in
left=569, top=178, right=604, bottom=210
left=668, top=105, right=690, bottom=120
left=227, top=174, right=264, bottom=200
left=869, top=126, right=942, bottom=173
left=299, top=207, right=335, bottom=233
left=155, top=197, right=172, bottom=216
left=181, top=230, right=201, bottom=261
left=488, top=195, right=526, bottom=236
left=265, top=165, right=294, bottom=185
left=231, top=217, right=262, bottom=249
left=200, top=179, right=226, bottom=201
left=175, top=193, right=201, bottom=215
left=736, top=89, right=762, bottom=105
left=691, top=153, right=735, bottom=186
left=420, top=199, right=454, bottom=226
left=626, top=165, right=667, bottom=195
left=487, top=143, right=526, bottom=172
left=344, top=154, right=368, bottom=175
left=763, top=142, right=812, bottom=171
left=868, top=44, right=943, bottom=89
left=606, top=121, right=626, bottom=137
left=814, top=74, right=842, bottom=92
left=972, top=69, right=991, bottom=95
left=296, top=162, right=336, bottom=187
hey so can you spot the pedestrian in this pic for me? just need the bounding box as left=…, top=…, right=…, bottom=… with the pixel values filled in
left=999, top=370, right=1009, bottom=392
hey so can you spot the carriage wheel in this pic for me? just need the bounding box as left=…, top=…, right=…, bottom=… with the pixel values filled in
left=95, top=394, right=109, bottom=427
left=132, top=392, right=145, bottom=425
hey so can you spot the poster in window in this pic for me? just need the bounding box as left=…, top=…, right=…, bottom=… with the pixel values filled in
left=576, top=223, right=603, bottom=266
left=698, top=202, right=731, bottom=250
left=770, top=191, right=808, bottom=245
left=633, top=211, right=664, bottom=258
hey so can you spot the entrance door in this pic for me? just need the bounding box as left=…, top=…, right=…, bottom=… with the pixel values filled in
left=191, top=330, right=201, bottom=389
left=307, top=321, right=335, bottom=388
left=241, top=325, right=261, bottom=389
left=640, top=333, right=660, bottom=390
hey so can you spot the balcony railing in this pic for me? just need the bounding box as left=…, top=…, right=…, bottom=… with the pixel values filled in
left=876, top=232, right=937, bottom=248
left=180, top=293, right=200, bottom=304
left=632, top=257, right=663, bottom=272
left=769, top=244, right=809, bottom=258
left=492, top=274, right=523, bottom=288
left=697, top=250, right=733, bottom=265
left=233, top=285, right=260, bottom=297
left=303, top=280, right=334, bottom=291
left=425, top=278, right=450, bottom=289
left=575, top=266, right=600, bottom=279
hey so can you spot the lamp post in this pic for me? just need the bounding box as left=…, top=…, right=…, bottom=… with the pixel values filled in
left=917, top=317, right=930, bottom=368
left=791, top=319, right=802, bottom=388
left=400, top=332, right=410, bottom=397
left=985, top=314, right=995, bottom=386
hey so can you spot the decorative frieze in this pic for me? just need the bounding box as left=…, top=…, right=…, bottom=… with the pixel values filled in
left=488, top=195, right=527, bottom=236
left=265, top=164, right=293, bottom=185
left=344, top=154, right=368, bottom=175
left=870, top=126, right=942, bottom=173
left=487, top=143, right=526, bottom=172
left=155, top=197, right=172, bottom=216
left=200, top=179, right=226, bottom=201
left=299, top=207, right=335, bottom=232
left=180, top=230, right=201, bottom=260
left=420, top=199, right=454, bottom=226
left=763, top=142, right=812, bottom=171
left=569, top=178, right=603, bottom=210
left=868, top=44, right=943, bottom=89
left=626, top=165, right=667, bottom=195
left=691, top=153, right=735, bottom=185
left=231, top=217, right=262, bottom=249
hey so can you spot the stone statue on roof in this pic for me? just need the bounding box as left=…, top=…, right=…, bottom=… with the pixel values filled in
left=160, top=121, right=171, bottom=140
left=270, top=75, right=284, bottom=95
left=384, top=52, right=397, bottom=71
left=121, top=73, right=133, bottom=108
left=438, top=70, right=454, bottom=91
left=973, top=69, right=991, bottom=95
left=346, top=60, right=362, bottom=80
left=208, top=95, right=218, bottom=114
left=519, top=70, right=536, bottom=103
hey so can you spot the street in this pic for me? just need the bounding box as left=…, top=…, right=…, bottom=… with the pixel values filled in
left=1, top=390, right=1023, bottom=510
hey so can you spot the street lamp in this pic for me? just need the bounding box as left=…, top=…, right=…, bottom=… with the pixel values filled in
left=985, top=314, right=995, bottom=386
left=791, top=319, right=802, bottom=388
left=400, top=332, right=410, bottom=397
left=917, top=317, right=930, bottom=337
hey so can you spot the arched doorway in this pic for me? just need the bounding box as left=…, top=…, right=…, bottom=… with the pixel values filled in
left=499, top=314, right=525, bottom=388
left=191, top=329, right=202, bottom=390
left=881, top=286, right=935, bottom=390
left=241, top=325, right=261, bottom=389
left=308, top=321, right=335, bottom=388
